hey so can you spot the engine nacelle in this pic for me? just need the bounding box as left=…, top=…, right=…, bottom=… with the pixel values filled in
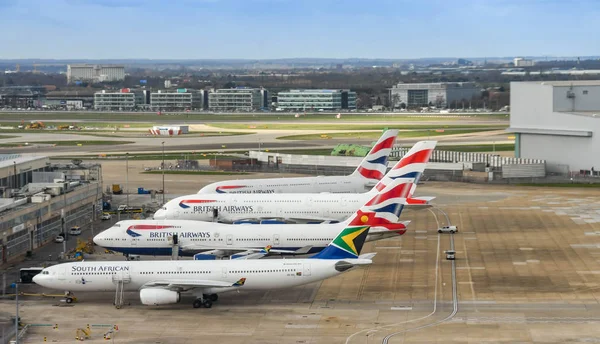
left=139, top=288, right=180, bottom=306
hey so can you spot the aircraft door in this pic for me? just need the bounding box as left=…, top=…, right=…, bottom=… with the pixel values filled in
left=341, top=197, right=348, bottom=207
left=303, top=264, right=311, bottom=276
left=131, top=237, right=138, bottom=245
left=226, top=234, right=233, bottom=245
left=276, top=208, right=283, bottom=218
left=222, top=267, right=228, bottom=279
left=57, top=266, right=66, bottom=280
left=273, top=234, right=280, bottom=246
left=174, top=210, right=180, bottom=218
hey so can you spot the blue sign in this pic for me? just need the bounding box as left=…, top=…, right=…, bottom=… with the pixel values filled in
left=140, top=80, right=147, bottom=84
left=75, top=81, right=82, bottom=85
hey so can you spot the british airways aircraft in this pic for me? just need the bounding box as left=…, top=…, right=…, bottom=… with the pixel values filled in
left=153, top=141, right=437, bottom=223
left=35, top=224, right=375, bottom=309
left=197, top=129, right=399, bottom=194
left=93, top=155, right=424, bottom=259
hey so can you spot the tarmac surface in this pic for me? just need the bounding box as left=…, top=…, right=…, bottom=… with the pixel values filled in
left=1, top=179, right=600, bottom=343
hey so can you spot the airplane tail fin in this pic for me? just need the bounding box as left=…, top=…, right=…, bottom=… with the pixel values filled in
left=351, top=129, right=399, bottom=180
left=340, top=142, right=437, bottom=234
left=310, top=225, right=371, bottom=260
left=366, top=140, right=437, bottom=199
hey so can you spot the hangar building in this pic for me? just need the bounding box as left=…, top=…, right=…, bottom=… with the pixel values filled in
left=508, top=80, right=600, bottom=174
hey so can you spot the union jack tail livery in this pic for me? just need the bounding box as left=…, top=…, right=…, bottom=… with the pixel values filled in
left=348, top=141, right=437, bottom=232
left=369, top=140, right=437, bottom=196
left=351, top=129, right=399, bottom=181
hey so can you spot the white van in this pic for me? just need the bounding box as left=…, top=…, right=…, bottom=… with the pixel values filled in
left=69, top=226, right=82, bottom=235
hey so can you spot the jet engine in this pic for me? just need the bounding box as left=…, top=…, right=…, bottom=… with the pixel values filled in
left=139, top=288, right=180, bottom=305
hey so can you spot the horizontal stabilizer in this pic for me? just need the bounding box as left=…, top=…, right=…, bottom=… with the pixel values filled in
left=359, top=252, right=377, bottom=260
left=407, top=196, right=436, bottom=205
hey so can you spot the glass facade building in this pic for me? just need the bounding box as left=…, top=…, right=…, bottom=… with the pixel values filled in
left=277, top=89, right=357, bottom=111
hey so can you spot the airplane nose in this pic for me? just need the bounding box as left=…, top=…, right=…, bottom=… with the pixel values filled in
left=153, top=209, right=165, bottom=220
left=93, top=232, right=103, bottom=246
left=32, top=274, right=41, bottom=284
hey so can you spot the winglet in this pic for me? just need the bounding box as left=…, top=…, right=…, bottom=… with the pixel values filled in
left=261, top=245, right=273, bottom=254
left=310, top=225, right=371, bottom=260
left=351, top=129, right=399, bottom=180
left=232, top=278, right=246, bottom=287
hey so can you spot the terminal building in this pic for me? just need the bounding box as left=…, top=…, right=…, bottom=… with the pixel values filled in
left=389, top=82, right=481, bottom=109
left=276, top=89, right=357, bottom=111
left=0, top=86, right=46, bottom=108
left=0, top=155, right=102, bottom=263
left=508, top=80, right=600, bottom=174
left=150, top=89, right=204, bottom=110
left=45, top=89, right=96, bottom=109
left=67, top=64, right=125, bottom=84
left=94, top=89, right=148, bottom=110
left=208, top=88, right=268, bottom=111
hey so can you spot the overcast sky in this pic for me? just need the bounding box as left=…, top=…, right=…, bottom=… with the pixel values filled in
left=0, top=0, right=598, bottom=59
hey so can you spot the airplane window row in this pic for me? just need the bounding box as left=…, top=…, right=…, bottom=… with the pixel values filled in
left=154, top=271, right=210, bottom=274
left=236, top=238, right=267, bottom=241
left=230, top=269, right=295, bottom=273
left=73, top=272, right=118, bottom=275
left=289, top=238, right=333, bottom=241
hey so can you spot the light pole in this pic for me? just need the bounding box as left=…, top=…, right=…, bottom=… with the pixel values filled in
left=125, top=153, right=129, bottom=208
left=14, top=282, right=19, bottom=344
left=161, top=142, right=165, bottom=204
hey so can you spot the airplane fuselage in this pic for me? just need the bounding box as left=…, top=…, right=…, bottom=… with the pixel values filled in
left=155, top=190, right=375, bottom=223
left=94, top=220, right=403, bottom=257
left=33, top=259, right=351, bottom=294
left=198, top=175, right=378, bottom=195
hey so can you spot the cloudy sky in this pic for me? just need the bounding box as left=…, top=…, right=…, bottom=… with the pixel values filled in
left=0, top=0, right=598, bottom=59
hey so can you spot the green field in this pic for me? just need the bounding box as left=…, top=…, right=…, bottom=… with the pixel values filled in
left=142, top=170, right=249, bottom=176
left=51, top=152, right=245, bottom=160
left=0, top=112, right=509, bottom=123
left=207, top=123, right=508, bottom=131
left=0, top=135, right=18, bottom=140
left=0, top=140, right=134, bottom=147
left=278, top=129, right=500, bottom=140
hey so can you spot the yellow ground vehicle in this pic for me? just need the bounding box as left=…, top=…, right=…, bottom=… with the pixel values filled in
left=112, top=184, right=123, bottom=195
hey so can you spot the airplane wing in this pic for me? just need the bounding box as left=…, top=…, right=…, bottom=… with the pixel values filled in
left=182, top=245, right=313, bottom=259
left=142, top=278, right=246, bottom=292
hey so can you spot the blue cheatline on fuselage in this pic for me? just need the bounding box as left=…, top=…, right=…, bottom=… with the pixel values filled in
left=102, top=246, right=326, bottom=257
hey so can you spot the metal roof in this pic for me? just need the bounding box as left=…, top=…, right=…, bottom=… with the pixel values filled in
left=0, top=154, right=48, bottom=169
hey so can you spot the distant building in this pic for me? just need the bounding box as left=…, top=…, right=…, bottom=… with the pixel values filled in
left=277, top=89, right=357, bottom=111
left=150, top=89, right=204, bottom=110
left=45, top=89, right=96, bottom=109
left=208, top=88, right=266, bottom=111
left=94, top=89, right=140, bottom=110
left=508, top=80, right=600, bottom=173
left=513, top=58, right=535, bottom=67
left=389, top=82, right=481, bottom=108
left=67, top=64, right=125, bottom=84
left=0, top=86, right=45, bottom=108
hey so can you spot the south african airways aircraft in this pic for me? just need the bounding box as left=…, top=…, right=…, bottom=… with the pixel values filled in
left=34, top=172, right=413, bottom=308
left=36, top=225, right=375, bottom=309
left=93, top=151, right=429, bottom=259
left=153, top=141, right=437, bottom=224
left=197, top=129, right=399, bottom=195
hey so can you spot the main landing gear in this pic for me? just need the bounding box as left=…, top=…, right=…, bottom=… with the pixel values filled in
left=192, top=294, right=218, bottom=309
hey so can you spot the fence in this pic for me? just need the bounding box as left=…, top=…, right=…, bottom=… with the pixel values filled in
left=390, top=146, right=545, bottom=168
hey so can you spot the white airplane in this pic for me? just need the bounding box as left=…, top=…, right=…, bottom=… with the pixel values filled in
left=154, top=141, right=436, bottom=223
left=34, top=204, right=384, bottom=309
left=94, top=159, right=423, bottom=258
left=197, top=129, right=399, bottom=194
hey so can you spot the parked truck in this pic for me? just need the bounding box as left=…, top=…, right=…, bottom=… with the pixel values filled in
left=112, top=184, right=123, bottom=195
